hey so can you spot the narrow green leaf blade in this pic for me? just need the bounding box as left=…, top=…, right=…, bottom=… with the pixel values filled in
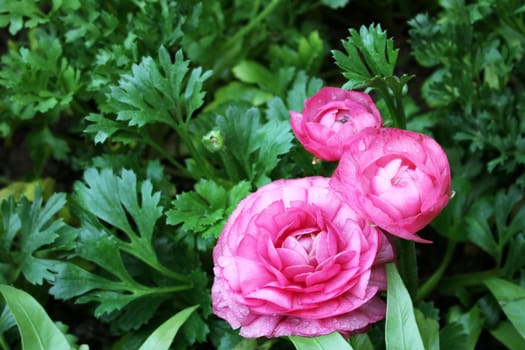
left=0, top=284, right=71, bottom=350
left=289, top=332, right=354, bottom=350
left=385, top=263, right=425, bottom=350
left=138, top=305, right=199, bottom=350
left=490, top=321, right=525, bottom=350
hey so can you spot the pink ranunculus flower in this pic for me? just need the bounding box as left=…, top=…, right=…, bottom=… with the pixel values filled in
left=212, top=177, right=395, bottom=338
left=290, top=87, right=382, bottom=161
left=330, top=128, right=452, bottom=242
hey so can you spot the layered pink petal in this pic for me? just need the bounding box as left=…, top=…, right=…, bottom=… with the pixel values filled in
left=212, top=177, right=394, bottom=337
left=330, top=128, right=451, bottom=241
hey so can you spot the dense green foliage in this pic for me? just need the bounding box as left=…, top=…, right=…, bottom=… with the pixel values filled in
left=0, top=0, right=524, bottom=349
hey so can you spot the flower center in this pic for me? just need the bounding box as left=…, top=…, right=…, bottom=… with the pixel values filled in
left=336, top=114, right=349, bottom=124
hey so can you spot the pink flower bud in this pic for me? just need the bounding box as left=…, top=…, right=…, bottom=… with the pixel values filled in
left=290, top=87, right=382, bottom=161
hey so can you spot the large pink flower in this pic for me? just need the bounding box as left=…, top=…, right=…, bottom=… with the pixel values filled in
left=290, top=87, right=382, bottom=161
left=330, top=128, right=452, bottom=242
left=212, top=177, right=394, bottom=338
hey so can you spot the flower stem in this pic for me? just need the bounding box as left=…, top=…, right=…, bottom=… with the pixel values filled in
left=379, top=85, right=406, bottom=129
left=416, top=240, right=456, bottom=302
left=223, top=0, right=282, bottom=50
left=439, top=268, right=504, bottom=294
left=143, top=136, right=191, bottom=177
left=396, top=238, right=418, bottom=299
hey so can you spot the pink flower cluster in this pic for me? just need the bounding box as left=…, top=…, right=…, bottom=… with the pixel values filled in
left=211, top=87, right=451, bottom=338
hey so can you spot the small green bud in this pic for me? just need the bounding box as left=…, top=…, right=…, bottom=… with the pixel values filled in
left=202, top=129, right=224, bottom=152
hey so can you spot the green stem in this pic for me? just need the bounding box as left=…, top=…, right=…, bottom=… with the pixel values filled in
left=167, top=119, right=216, bottom=179
left=416, top=240, right=457, bottom=302
left=143, top=137, right=190, bottom=177
left=219, top=150, right=240, bottom=182
left=208, top=0, right=283, bottom=82
left=379, top=85, right=406, bottom=129
left=396, top=238, right=418, bottom=299
left=223, top=0, right=282, bottom=50
left=0, top=335, right=8, bottom=350
left=120, top=242, right=193, bottom=285
left=439, top=268, right=504, bottom=294
left=136, top=284, right=194, bottom=297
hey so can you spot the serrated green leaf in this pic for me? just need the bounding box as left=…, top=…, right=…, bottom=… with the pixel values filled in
left=213, top=104, right=293, bottom=184
left=0, top=187, right=67, bottom=285
left=76, top=226, right=135, bottom=285
left=138, top=305, right=198, bottom=350
left=289, top=332, right=353, bottom=350
left=445, top=305, right=484, bottom=350
left=166, top=179, right=250, bottom=238
left=107, top=46, right=211, bottom=129
left=0, top=284, right=71, bottom=350
left=180, top=310, right=209, bottom=344
left=465, top=199, right=499, bottom=259
left=415, top=308, right=440, bottom=350
left=50, top=261, right=126, bottom=300
left=107, top=295, right=168, bottom=332
left=286, top=71, right=324, bottom=113
left=74, top=168, right=134, bottom=235
left=333, top=24, right=398, bottom=89
left=485, top=278, right=525, bottom=339
left=84, top=113, right=135, bottom=144
left=385, top=263, right=426, bottom=350
left=439, top=321, right=468, bottom=350
left=0, top=30, right=80, bottom=120
left=0, top=0, right=49, bottom=35
left=73, top=168, right=163, bottom=248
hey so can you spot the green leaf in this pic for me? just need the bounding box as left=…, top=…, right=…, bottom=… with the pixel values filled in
left=107, top=47, right=211, bottom=128
left=485, top=278, right=525, bottom=339
left=0, top=187, right=67, bottom=285
left=167, top=180, right=227, bottom=237
left=0, top=304, right=15, bottom=334
left=385, top=263, right=426, bottom=350
left=439, top=322, right=467, bottom=350
left=289, top=332, right=354, bottom=350
left=54, top=168, right=191, bottom=322
left=0, top=0, right=49, bottom=34
left=444, top=305, right=484, bottom=350
left=84, top=113, right=139, bottom=145
left=414, top=308, right=440, bottom=350
left=286, top=71, right=324, bottom=113
left=0, top=30, right=80, bottom=119
left=233, top=60, right=275, bottom=92
left=465, top=199, right=499, bottom=259
left=166, top=179, right=250, bottom=238
left=320, top=0, right=350, bottom=9
left=349, top=333, right=375, bottom=350
left=490, top=321, right=525, bottom=350
left=138, top=305, right=199, bottom=350
left=50, top=260, right=128, bottom=301
left=213, top=104, right=294, bottom=185
left=73, top=168, right=163, bottom=264
left=0, top=284, right=71, bottom=350
left=332, top=24, right=399, bottom=89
